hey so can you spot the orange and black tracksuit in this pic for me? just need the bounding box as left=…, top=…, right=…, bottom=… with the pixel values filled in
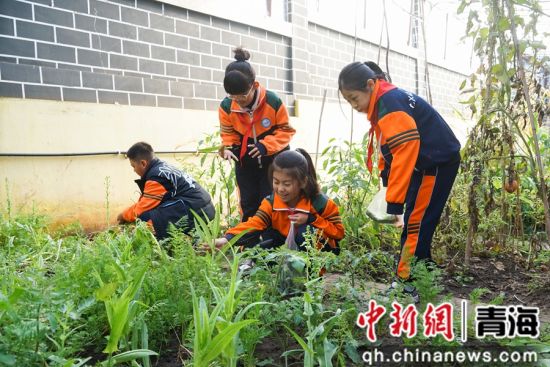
left=121, top=158, right=215, bottom=239
left=366, top=79, right=461, bottom=280
left=219, top=85, right=295, bottom=221
left=224, top=192, right=344, bottom=253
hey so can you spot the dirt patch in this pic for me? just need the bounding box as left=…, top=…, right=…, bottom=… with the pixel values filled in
left=441, top=254, right=550, bottom=320
left=151, top=331, right=188, bottom=367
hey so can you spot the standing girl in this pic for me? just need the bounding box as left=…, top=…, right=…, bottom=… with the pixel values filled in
left=214, top=149, right=344, bottom=253
left=219, top=47, right=295, bottom=221
left=338, top=61, right=461, bottom=293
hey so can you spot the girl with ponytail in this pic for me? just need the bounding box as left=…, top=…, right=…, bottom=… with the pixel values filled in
left=338, top=60, right=461, bottom=302
left=214, top=149, right=344, bottom=253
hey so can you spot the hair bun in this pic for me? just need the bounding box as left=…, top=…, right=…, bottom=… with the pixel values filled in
left=233, top=47, right=250, bottom=62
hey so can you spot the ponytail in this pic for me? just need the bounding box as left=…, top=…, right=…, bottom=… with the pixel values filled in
left=364, top=61, right=388, bottom=81
left=338, top=61, right=388, bottom=92
left=295, top=148, right=320, bottom=199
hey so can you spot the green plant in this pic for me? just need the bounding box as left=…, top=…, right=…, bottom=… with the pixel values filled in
left=194, top=131, right=239, bottom=223
left=458, top=0, right=550, bottom=265
left=468, top=287, right=491, bottom=306
left=321, top=137, right=395, bottom=249
left=104, top=176, right=111, bottom=228
left=94, top=265, right=146, bottom=353
left=281, top=232, right=354, bottom=366
left=411, top=260, right=444, bottom=306
left=283, top=287, right=353, bottom=367
left=207, top=251, right=271, bottom=366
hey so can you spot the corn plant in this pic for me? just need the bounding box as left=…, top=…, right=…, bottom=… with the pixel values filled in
left=283, top=288, right=353, bottom=367
left=94, top=265, right=145, bottom=353
left=209, top=250, right=272, bottom=366
left=94, top=265, right=157, bottom=367
left=191, top=207, right=223, bottom=251
left=280, top=232, right=354, bottom=366
left=189, top=245, right=271, bottom=366
left=194, top=131, right=239, bottom=221
left=190, top=284, right=256, bottom=366
left=191, top=208, right=251, bottom=260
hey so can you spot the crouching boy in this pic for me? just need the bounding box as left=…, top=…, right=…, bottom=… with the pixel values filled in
left=117, top=142, right=215, bottom=239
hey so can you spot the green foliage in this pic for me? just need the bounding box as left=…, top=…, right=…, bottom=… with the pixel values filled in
left=320, top=137, right=400, bottom=250
left=279, top=232, right=355, bottom=366
left=194, top=131, right=240, bottom=225
left=411, top=261, right=444, bottom=307
left=189, top=249, right=269, bottom=366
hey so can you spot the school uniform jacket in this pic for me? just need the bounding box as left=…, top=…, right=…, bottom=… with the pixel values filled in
left=121, top=158, right=214, bottom=224
left=219, top=85, right=295, bottom=159
left=368, top=80, right=461, bottom=215
left=224, top=192, right=345, bottom=249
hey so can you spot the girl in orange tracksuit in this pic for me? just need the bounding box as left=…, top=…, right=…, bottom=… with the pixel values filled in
left=338, top=62, right=461, bottom=295
left=214, top=149, right=344, bottom=253
left=219, top=47, right=295, bottom=221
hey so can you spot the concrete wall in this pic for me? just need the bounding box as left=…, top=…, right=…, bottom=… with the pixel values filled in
left=0, top=0, right=471, bottom=228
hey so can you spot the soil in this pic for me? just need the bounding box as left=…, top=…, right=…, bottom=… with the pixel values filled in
left=440, top=253, right=550, bottom=321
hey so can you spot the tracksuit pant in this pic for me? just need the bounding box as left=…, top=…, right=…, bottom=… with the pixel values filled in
left=235, top=154, right=274, bottom=222
left=397, top=158, right=460, bottom=280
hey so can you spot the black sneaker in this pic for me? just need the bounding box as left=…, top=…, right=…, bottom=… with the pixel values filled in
left=403, top=283, right=420, bottom=304
left=387, top=280, right=420, bottom=304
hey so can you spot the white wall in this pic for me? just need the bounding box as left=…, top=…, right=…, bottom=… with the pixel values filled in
left=0, top=96, right=470, bottom=229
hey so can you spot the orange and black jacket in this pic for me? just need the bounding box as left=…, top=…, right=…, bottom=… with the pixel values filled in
left=224, top=192, right=345, bottom=249
left=121, top=158, right=214, bottom=223
left=219, top=85, right=295, bottom=160
left=368, top=80, right=461, bottom=215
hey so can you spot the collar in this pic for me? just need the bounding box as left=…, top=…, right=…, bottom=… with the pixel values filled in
left=366, top=79, right=397, bottom=123
left=230, top=84, right=266, bottom=114
left=272, top=193, right=311, bottom=214
left=142, top=157, right=160, bottom=178
left=366, top=80, right=380, bottom=122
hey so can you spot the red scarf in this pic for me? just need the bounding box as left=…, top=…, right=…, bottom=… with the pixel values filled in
left=365, top=80, right=397, bottom=173
left=237, top=103, right=266, bottom=160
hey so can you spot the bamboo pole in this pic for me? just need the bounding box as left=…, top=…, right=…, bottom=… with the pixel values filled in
left=314, top=89, right=327, bottom=168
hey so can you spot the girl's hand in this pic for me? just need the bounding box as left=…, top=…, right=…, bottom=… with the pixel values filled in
left=222, top=147, right=239, bottom=161
left=288, top=212, right=308, bottom=226
left=248, top=144, right=262, bottom=158
left=201, top=237, right=228, bottom=252
left=393, top=214, right=404, bottom=228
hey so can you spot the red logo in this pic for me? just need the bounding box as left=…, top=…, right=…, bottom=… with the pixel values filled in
left=356, top=300, right=387, bottom=342
left=423, top=302, right=454, bottom=341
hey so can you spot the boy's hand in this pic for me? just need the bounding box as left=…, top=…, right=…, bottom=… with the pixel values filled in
left=117, top=213, right=126, bottom=224
left=393, top=214, right=404, bottom=228
left=288, top=212, right=308, bottom=226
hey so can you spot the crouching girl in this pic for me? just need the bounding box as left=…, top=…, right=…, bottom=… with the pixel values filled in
left=215, top=149, right=344, bottom=253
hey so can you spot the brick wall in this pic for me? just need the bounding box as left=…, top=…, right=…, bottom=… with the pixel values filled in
left=0, top=0, right=293, bottom=111
left=0, top=0, right=466, bottom=116
left=302, top=21, right=464, bottom=117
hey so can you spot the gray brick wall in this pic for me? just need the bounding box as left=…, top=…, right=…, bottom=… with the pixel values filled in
left=303, top=21, right=466, bottom=115
left=0, top=0, right=292, bottom=111
left=0, top=0, right=463, bottom=116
